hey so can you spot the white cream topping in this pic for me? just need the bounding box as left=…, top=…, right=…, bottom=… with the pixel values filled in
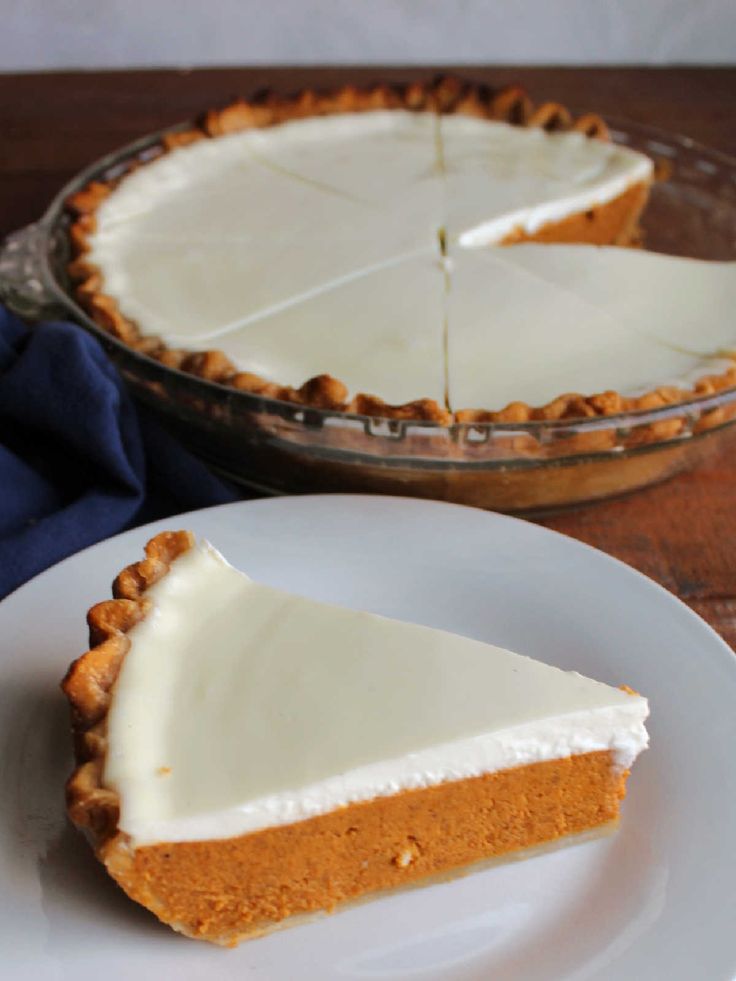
left=446, top=245, right=736, bottom=411
left=104, top=541, right=649, bottom=846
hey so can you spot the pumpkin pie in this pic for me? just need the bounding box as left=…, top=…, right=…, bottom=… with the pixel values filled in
left=73, top=76, right=736, bottom=425
left=62, top=530, right=649, bottom=945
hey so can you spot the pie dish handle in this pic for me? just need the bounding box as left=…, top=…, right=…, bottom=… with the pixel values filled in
left=0, top=222, right=67, bottom=321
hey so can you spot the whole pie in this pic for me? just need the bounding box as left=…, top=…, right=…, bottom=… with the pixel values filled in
left=62, top=531, right=649, bottom=945
left=66, top=76, right=736, bottom=425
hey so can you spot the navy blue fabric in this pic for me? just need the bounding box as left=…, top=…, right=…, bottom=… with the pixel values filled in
left=0, top=306, right=241, bottom=599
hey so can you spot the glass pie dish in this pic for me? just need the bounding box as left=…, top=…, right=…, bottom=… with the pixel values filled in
left=2, top=115, right=736, bottom=514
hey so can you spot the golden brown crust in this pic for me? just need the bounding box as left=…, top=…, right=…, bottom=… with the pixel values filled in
left=349, top=393, right=452, bottom=424
left=66, top=181, right=112, bottom=216
left=455, top=367, right=736, bottom=426
left=61, top=531, right=195, bottom=840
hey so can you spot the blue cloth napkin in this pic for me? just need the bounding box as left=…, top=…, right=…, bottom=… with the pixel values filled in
left=0, top=306, right=241, bottom=599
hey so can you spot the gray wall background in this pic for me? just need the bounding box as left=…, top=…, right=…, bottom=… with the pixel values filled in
left=3, top=0, right=735, bottom=71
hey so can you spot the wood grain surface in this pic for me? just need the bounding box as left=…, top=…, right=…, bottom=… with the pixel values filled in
left=2, top=67, right=735, bottom=648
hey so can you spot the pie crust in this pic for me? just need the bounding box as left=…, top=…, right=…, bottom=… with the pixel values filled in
left=63, top=74, right=710, bottom=427
left=62, top=530, right=195, bottom=839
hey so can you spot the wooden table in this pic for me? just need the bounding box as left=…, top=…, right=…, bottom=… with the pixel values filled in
left=3, top=67, right=736, bottom=647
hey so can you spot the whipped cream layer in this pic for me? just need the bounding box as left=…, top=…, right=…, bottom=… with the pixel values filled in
left=447, top=245, right=736, bottom=411
left=85, top=110, right=651, bottom=348
left=104, top=541, right=649, bottom=846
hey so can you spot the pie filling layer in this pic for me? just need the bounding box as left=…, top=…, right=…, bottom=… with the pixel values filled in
left=104, top=540, right=649, bottom=847
left=80, top=109, right=698, bottom=412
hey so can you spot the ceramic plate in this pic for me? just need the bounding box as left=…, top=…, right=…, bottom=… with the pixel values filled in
left=2, top=495, right=735, bottom=980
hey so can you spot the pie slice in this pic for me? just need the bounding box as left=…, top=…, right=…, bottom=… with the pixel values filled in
left=446, top=244, right=736, bottom=417
left=62, top=531, right=649, bottom=946
left=211, top=249, right=447, bottom=408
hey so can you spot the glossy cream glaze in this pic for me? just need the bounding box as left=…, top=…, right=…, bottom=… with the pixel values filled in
left=103, top=540, right=649, bottom=846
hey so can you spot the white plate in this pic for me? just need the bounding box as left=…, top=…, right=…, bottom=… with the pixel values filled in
left=2, top=495, right=735, bottom=980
